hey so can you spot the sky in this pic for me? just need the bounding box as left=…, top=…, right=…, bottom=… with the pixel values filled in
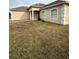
left=9, top=0, right=56, bottom=9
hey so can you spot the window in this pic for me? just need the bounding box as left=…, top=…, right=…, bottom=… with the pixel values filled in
left=51, top=9, right=57, bottom=18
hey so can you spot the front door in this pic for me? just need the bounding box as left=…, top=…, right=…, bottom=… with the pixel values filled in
left=34, top=11, right=40, bottom=20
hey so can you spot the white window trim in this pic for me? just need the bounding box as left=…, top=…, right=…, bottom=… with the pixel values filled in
left=51, top=8, right=58, bottom=20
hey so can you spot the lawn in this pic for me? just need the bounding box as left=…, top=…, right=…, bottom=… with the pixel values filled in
left=9, top=21, right=69, bottom=59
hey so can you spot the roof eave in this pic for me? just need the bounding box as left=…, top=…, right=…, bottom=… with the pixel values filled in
left=41, top=2, right=69, bottom=10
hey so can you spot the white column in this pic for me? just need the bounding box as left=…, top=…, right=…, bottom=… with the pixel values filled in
left=32, top=11, right=34, bottom=20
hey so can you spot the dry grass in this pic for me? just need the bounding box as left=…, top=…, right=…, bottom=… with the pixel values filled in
left=9, top=21, right=69, bottom=59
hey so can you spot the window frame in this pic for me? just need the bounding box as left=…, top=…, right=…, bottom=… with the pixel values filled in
left=51, top=8, right=58, bottom=19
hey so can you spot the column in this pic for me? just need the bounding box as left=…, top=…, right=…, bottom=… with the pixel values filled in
left=32, top=11, right=34, bottom=20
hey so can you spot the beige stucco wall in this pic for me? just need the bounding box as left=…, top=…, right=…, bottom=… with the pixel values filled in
left=29, top=8, right=40, bottom=11
left=64, top=5, right=69, bottom=25
left=40, top=4, right=69, bottom=25
left=11, top=11, right=30, bottom=20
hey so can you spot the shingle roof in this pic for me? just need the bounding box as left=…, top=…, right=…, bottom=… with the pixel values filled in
left=41, top=0, right=69, bottom=9
left=10, top=3, right=45, bottom=11
left=29, top=3, right=45, bottom=8
left=10, top=0, right=69, bottom=11
left=10, top=6, right=29, bottom=11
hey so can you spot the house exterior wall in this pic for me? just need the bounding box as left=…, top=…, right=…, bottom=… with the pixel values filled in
left=11, top=11, right=30, bottom=20
left=64, top=4, right=69, bottom=25
left=29, top=8, right=40, bottom=11
left=10, top=3, right=69, bottom=25
left=40, top=4, right=69, bottom=25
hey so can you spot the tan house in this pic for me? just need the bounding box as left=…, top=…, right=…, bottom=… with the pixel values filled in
left=10, top=0, right=69, bottom=25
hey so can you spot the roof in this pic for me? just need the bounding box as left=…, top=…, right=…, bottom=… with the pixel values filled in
left=10, top=6, right=29, bottom=11
left=10, top=3, right=45, bottom=11
left=41, top=0, right=69, bottom=9
left=29, top=3, right=45, bottom=8
left=10, top=0, right=69, bottom=11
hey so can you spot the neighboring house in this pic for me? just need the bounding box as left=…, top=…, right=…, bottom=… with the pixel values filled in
left=10, top=0, right=69, bottom=25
